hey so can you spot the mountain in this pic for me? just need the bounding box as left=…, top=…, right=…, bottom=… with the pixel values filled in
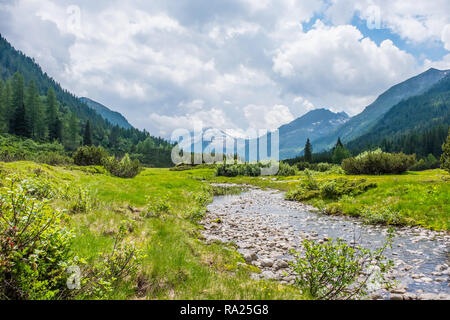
left=79, top=97, right=133, bottom=129
left=346, top=73, right=450, bottom=156
left=312, top=68, right=450, bottom=152
left=278, top=109, right=349, bottom=159
left=0, top=34, right=174, bottom=167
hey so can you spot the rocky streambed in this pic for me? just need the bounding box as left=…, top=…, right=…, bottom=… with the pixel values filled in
left=201, top=184, right=450, bottom=300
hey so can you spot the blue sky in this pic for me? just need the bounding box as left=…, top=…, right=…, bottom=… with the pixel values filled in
left=0, top=0, right=449, bottom=138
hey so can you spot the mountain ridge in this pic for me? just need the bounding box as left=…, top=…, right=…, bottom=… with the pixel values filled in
left=79, top=97, right=133, bottom=129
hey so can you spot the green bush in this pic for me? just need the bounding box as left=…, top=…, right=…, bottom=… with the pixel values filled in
left=102, top=154, right=142, bottom=178
left=277, top=162, right=297, bottom=176
left=286, top=175, right=377, bottom=202
left=216, top=163, right=262, bottom=177
left=0, top=176, right=75, bottom=300
left=361, top=204, right=402, bottom=226
left=409, top=154, right=440, bottom=171
left=0, top=135, right=67, bottom=163
left=73, top=146, right=108, bottom=166
left=289, top=235, right=394, bottom=300
left=35, top=152, right=74, bottom=166
left=341, top=149, right=416, bottom=175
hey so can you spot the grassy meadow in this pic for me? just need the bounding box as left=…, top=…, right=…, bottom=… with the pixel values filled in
left=1, top=160, right=448, bottom=300
left=0, top=161, right=305, bottom=300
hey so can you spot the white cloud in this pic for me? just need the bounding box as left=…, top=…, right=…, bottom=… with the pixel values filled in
left=442, top=24, right=450, bottom=51
left=272, top=22, right=418, bottom=113
left=244, top=104, right=294, bottom=130
left=1, top=0, right=448, bottom=138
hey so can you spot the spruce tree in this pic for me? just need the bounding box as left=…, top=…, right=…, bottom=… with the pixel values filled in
left=25, top=80, right=40, bottom=139
left=83, top=120, right=93, bottom=146
left=10, top=73, right=29, bottom=137
left=304, top=138, right=312, bottom=163
left=0, top=79, right=6, bottom=133
left=67, top=112, right=80, bottom=150
left=47, top=88, right=61, bottom=141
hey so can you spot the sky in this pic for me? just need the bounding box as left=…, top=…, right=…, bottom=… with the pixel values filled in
left=1, top=0, right=450, bottom=138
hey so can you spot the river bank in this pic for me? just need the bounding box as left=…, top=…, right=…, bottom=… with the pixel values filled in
left=201, top=185, right=450, bottom=300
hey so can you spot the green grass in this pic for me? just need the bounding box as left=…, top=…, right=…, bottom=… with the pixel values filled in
left=207, top=169, right=450, bottom=231
left=0, top=161, right=306, bottom=300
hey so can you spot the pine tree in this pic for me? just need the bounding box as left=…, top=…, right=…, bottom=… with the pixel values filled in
left=441, top=129, right=450, bottom=173
left=66, top=112, right=80, bottom=150
left=25, top=80, right=41, bottom=139
left=46, top=88, right=61, bottom=141
left=83, top=120, right=93, bottom=146
left=304, top=138, right=312, bottom=163
left=0, top=79, right=6, bottom=133
left=10, top=73, right=29, bottom=137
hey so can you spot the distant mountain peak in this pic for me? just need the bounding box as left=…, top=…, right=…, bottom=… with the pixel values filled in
left=79, top=97, right=133, bottom=129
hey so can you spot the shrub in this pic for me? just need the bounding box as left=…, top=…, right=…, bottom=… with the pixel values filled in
left=76, top=221, right=146, bottom=299
left=342, top=149, right=416, bottom=175
left=73, top=146, right=108, bottom=166
left=36, top=152, right=74, bottom=166
left=0, top=135, right=68, bottom=163
left=441, top=129, right=450, bottom=173
left=216, top=163, right=262, bottom=177
left=286, top=175, right=376, bottom=202
left=277, top=162, right=297, bottom=176
left=0, top=176, right=75, bottom=300
left=102, top=154, right=142, bottom=178
left=289, top=234, right=394, bottom=300
left=296, top=161, right=311, bottom=171
left=143, top=195, right=172, bottom=218
left=409, top=154, right=440, bottom=171
left=68, top=188, right=94, bottom=214
left=361, top=204, right=402, bottom=226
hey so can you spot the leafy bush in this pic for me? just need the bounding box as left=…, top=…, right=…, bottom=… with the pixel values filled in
left=68, top=188, right=94, bottom=214
left=73, top=146, right=108, bottom=166
left=296, top=161, right=311, bottom=171
left=286, top=174, right=376, bottom=202
left=342, top=149, right=416, bottom=175
left=143, top=195, right=172, bottom=218
left=0, top=176, right=75, bottom=299
left=409, top=154, right=440, bottom=171
left=0, top=134, right=68, bottom=164
left=277, top=162, right=297, bottom=176
left=102, top=154, right=142, bottom=178
left=216, top=163, right=262, bottom=177
left=361, top=204, right=402, bottom=226
left=289, top=234, right=394, bottom=300
left=35, top=152, right=74, bottom=166
left=76, top=221, right=146, bottom=299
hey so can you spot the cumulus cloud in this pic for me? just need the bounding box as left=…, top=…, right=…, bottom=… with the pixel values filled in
left=0, top=0, right=447, bottom=138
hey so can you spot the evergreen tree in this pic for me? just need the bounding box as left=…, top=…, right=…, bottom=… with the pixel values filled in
left=304, top=138, right=312, bottom=163
left=0, top=79, right=6, bottom=133
left=10, top=73, right=29, bottom=137
left=47, top=87, right=61, bottom=141
left=2, top=81, right=12, bottom=133
left=331, top=138, right=351, bottom=164
left=25, top=80, right=41, bottom=139
left=66, top=112, right=80, bottom=150
left=83, top=120, right=93, bottom=146
left=34, top=96, right=48, bottom=141
left=441, top=129, right=450, bottom=173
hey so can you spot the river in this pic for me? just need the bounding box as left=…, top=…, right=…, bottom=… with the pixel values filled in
left=202, top=184, right=450, bottom=300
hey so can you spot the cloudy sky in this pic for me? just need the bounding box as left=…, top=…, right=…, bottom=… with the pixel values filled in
left=1, top=0, right=450, bottom=138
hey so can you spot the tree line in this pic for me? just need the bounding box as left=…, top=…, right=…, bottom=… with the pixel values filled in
left=0, top=72, right=174, bottom=167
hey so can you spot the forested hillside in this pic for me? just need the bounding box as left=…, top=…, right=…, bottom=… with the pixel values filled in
left=347, top=74, right=450, bottom=158
left=0, top=35, right=174, bottom=167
